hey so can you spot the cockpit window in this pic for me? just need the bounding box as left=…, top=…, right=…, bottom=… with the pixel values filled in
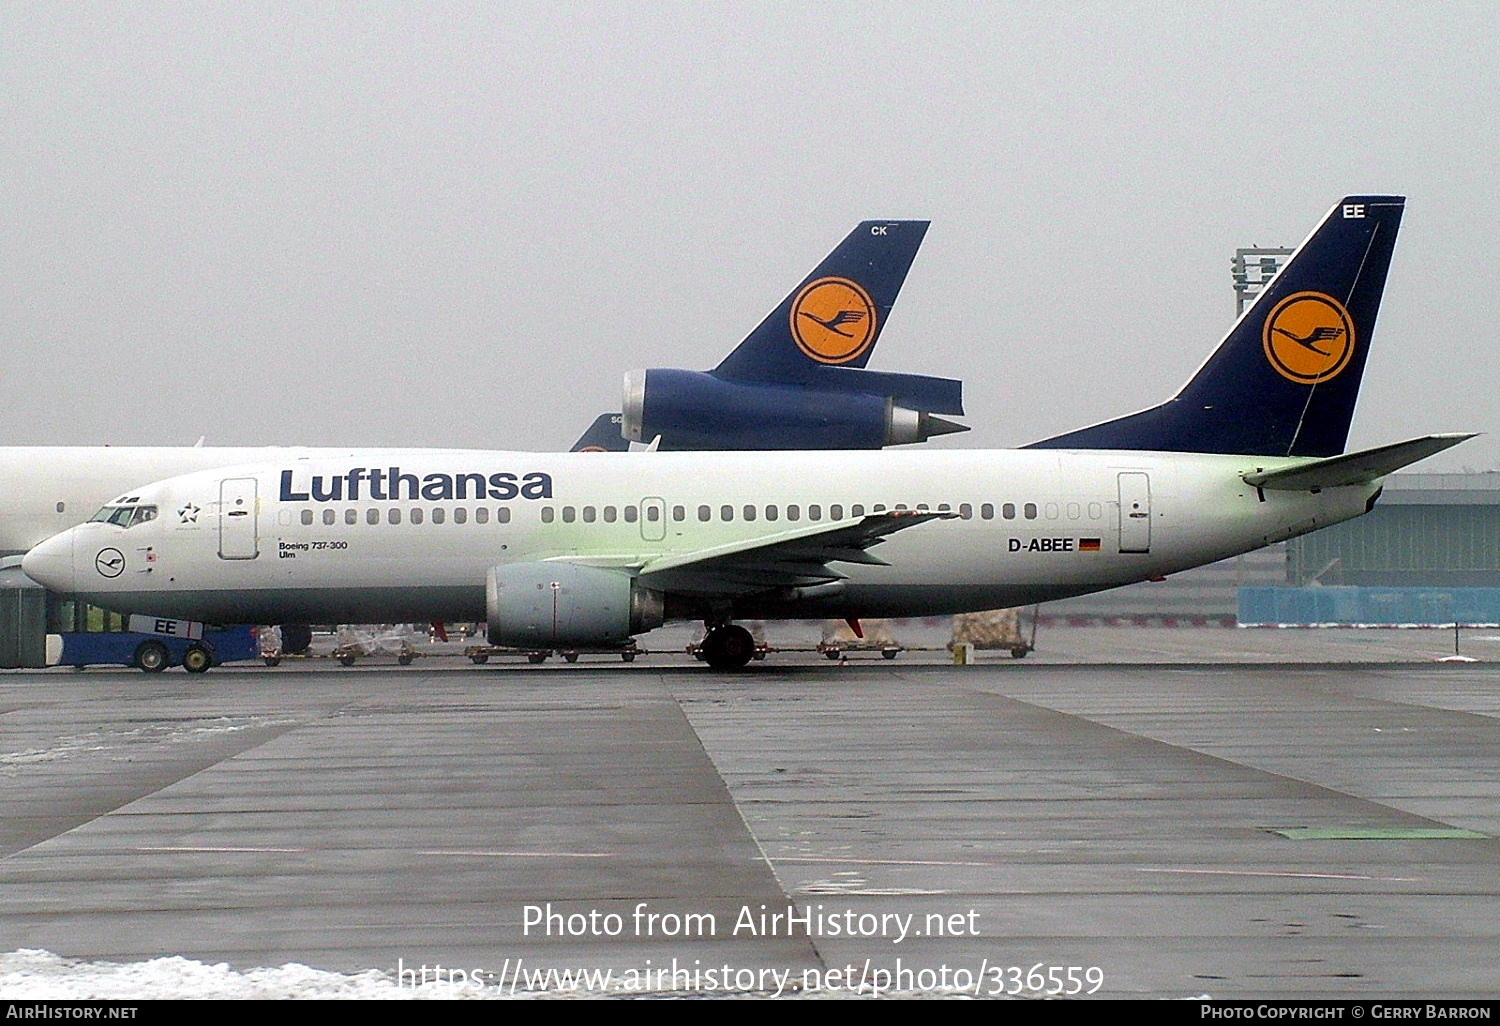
left=90, top=505, right=158, bottom=528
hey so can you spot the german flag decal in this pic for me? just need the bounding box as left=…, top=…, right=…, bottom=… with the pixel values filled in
left=1079, top=538, right=1102, bottom=552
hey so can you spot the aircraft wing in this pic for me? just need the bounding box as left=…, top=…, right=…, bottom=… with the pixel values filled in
left=631, top=511, right=953, bottom=596
left=1242, top=433, right=1476, bottom=491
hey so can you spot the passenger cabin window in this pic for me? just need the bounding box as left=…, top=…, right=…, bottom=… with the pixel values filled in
left=582, top=506, right=595, bottom=523
left=323, top=509, right=336, bottom=526
left=851, top=504, right=865, bottom=517
left=1003, top=503, right=1015, bottom=520
left=344, top=509, right=357, bottom=526
left=624, top=506, right=638, bottom=523
left=433, top=508, right=446, bottom=524
left=475, top=507, right=488, bottom=524
left=411, top=508, right=424, bottom=525
left=604, top=506, right=618, bottom=523
left=742, top=505, right=756, bottom=522
left=497, top=507, right=511, bottom=524
left=1024, top=502, right=1038, bottom=520
left=830, top=504, right=843, bottom=520
left=698, top=505, right=711, bottom=522
left=302, top=510, right=314, bottom=526
left=454, top=507, right=468, bottom=524
left=366, top=508, right=380, bottom=525
left=388, top=509, right=402, bottom=525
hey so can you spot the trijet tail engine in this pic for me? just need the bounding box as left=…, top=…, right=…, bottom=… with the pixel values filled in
left=569, top=219, right=968, bottom=452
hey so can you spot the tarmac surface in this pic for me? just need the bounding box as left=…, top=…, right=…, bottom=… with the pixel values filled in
left=2, top=624, right=1498, bottom=999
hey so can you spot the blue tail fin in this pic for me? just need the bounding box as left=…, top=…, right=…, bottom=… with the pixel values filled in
left=712, top=220, right=929, bottom=383
left=570, top=412, right=630, bottom=452
left=1029, top=196, right=1404, bottom=457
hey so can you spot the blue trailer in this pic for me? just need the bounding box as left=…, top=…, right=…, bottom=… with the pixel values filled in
left=54, top=626, right=260, bottom=673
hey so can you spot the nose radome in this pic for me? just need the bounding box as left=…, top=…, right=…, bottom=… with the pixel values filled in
left=21, top=531, right=74, bottom=592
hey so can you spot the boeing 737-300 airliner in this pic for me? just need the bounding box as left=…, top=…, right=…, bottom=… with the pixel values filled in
left=23, top=197, right=1473, bottom=668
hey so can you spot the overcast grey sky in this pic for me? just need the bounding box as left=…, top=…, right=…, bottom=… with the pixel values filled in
left=3, top=2, right=1496, bottom=469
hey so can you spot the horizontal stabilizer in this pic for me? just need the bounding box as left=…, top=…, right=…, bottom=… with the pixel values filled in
left=808, top=366, right=965, bottom=415
left=1243, top=434, right=1476, bottom=491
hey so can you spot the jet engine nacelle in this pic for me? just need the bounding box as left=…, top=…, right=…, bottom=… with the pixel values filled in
left=486, top=561, right=665, bottom=648
left=622, top=369, right=966, bottom=450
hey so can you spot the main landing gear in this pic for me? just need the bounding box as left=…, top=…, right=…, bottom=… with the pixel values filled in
left=699, top=623, right=757, bottom=670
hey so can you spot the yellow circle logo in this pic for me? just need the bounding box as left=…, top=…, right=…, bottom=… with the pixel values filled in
left=790, top=277, right=877, bottom=364
left=1262, top=291, right=1355, bottom=384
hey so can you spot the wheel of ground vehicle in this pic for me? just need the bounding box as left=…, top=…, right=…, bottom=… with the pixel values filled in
left=470, top=653, right=489, bottom=664
left=622, top=651, right=636, bottom=662
left=563, top=652, right=579, bottom=663
left=701, top=624, right=755, bottom=670
left=882, top=649, right=899, bottom=660
left=527, top=652, right=548, bottom=664
left=397, top=652, right=414, bottom=665
left=263, top=656, right=281, bottom=667
left=1011, top=647, right=1030, bottom=659
left=134, top=640, right=170, bottom=673
left=338, top=653, right=356, bottom=667
left=823, top=649, right=841, bottom=660
left=182, top=645, right=213, bottom=674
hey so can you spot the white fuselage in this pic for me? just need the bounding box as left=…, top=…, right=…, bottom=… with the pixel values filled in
left=0, top=447, right=368, bottom=558
left=22, top=447, right=1377, bottom=627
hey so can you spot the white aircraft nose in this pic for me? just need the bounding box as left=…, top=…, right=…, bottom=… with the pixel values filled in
left=22, top=531, right=75, bottom=592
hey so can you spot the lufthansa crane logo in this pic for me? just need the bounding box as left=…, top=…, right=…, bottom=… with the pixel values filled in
left=790, top=277, right=878, bottom=364
left=1262, top=291, right=1355, bottom=384
left=94, top=548, right=125, bottom=578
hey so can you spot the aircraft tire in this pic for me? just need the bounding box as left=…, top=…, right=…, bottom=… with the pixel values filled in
left=182, top=645, right=212, bottom=674
left=702, top=624, right=755, bottom=670
left=280, top=624, right=313, bottom=655
left=135, top=641, right=170, bottom=673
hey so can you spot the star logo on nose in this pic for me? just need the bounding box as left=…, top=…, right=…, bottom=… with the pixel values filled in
left=178, top=503, right=200, bottom=524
